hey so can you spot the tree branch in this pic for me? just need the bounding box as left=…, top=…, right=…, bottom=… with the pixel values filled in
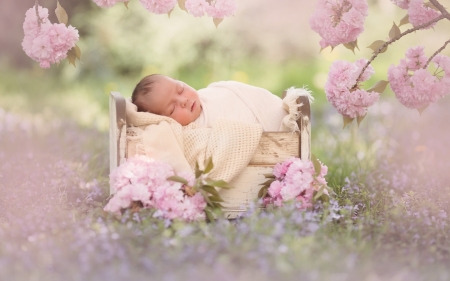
left=429, top=0, right=450, bottom=21
left=352, top=14, right=445, bottom=89
left=35, top=0, right=42, bottom=28
left=424, top=39, right=450, bottom=69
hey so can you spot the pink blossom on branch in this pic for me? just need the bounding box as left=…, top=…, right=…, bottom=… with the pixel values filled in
left=408, top=0, right=440, bottom=29
left=390, top=0, right=411, bottom=9
left=388, top=48, right=450, bottom=109
left=206, top=0, right=237, bottom=19
left=105, top=155, right=206, bottom=221
left=266, top=157, right=329, bottom=210
left=185, top=0, right=210, bottom=17
left=325, top=59, right=379, bottom=118
left=22, top=6, right=79, bottom=69
left=309, top=0, right=368, bottom=49
left=91, top=0, right=127, bottom=8
left=139, top=0, right=177, bottom=14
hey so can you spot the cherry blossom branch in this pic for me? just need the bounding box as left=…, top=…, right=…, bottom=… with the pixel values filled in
left=429, top=0, right=450, bottom=21
left=35, top=0, right=42, bottom=28
left=352, top=14, right=445, bottom=89
left=424, top=39, right=450, bottom=69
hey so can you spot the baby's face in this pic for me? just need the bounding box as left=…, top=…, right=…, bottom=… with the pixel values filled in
left=143, top=76, right=202, bottom=126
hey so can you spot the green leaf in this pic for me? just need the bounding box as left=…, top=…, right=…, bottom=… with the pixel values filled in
left=258, top=187, right=267, bottom=198
left=343, top=115, right=354, bottom=129
left=389, top=22, right=401, bottom=39
left=208, top=195, right=224, bottom=203
left=204, top=157, right=214, bottom=174
left=342, top=39, right=359, bottom=54
left=210, top=202, right=224, bottom=209
left=195, top=161, right=202, bottom=178
left=209, top=179, right=232, bottom=189
left=55, top=1, right=68, bottom=25
left=259, top=179, right=275, bottom=187
left=263, top=173, right=275, bottom=179
left=194, top=177, right=203, bottom=191
left=200, top=190, right=212, bottom=205
left=367, top=80, right=389, bottom=94
left=204, top=207, right=215, bottom=222
left=314, top=188, right=324, bottom=201
left=399, top=14, right=409, bottom=27
left=202, top=185, right=220, bottom=197
left=178, top=0, right=187, bottom=11
left=74, top=45, right=81, bottom=60
left=168, top=8, right=174, bottom=18
left=124, top=1, right=129, bottom=9
left=66, top=47, right=77, bottom=67
left=356, top=114, right=366, bottom=127
left=367, top=40, right=387, bottom=54
left=311, top=153, right=322, bottom=176
left=213, top=18, right=223, bottom=27
left=167, top=175, right=188, bottom=185
left=417, top=105, right=428, bottom=115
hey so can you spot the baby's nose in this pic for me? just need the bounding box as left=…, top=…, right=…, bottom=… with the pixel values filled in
left=181, top=98, right=188, bottom=107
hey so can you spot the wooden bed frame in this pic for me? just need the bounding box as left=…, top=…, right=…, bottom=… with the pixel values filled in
left=109, top=91, right=311, bottom=219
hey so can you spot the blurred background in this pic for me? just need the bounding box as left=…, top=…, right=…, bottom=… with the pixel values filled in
left=0, top=0, right=449, bottom=130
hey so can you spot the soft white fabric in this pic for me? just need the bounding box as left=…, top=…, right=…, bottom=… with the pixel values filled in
left=193, top=81, right=286, bottom=131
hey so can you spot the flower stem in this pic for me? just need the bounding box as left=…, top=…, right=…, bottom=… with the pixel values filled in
left=352, top=14, right=445, bottom=89
left=35, top=0, right=41, bottom=28
left=424, top=39, right=450, bottom=69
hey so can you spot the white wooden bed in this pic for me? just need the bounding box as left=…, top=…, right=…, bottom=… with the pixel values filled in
left=109, top=91, right=311, bottom=219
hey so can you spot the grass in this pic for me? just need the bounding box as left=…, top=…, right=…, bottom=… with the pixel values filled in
left=2, top=65, right=450, bottom=280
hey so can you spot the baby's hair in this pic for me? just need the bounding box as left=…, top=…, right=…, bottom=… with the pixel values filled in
left=131, top=74, right=163, bottom=112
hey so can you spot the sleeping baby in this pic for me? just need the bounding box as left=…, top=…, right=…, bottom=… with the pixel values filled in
left=131, top=74, right=288, bottom=131
left=127, top=74, right=311, bottom=183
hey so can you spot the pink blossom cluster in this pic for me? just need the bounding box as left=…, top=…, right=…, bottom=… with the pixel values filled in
left=92, top=0, right=127, bottom=8
left=139, top=0, right=177, bottom=14
left=309, top=0, right=368, bottom=49
left=264, top=157, right=328, bottom=210
left=390, top=0, right=411, bottom=9
left=104, top=156, right=206, bottom=221
left=22, top=6, right=79, bottom=69
left=388, top=46, right=450, bottom=109
left=325, top=59, right=380, bottom=118
left=185, top=0, right=237, bottom=18
left=391, top=0, right=440, bottom=29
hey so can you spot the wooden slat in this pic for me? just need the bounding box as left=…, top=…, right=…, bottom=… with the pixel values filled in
left=220, top=165, right=273, bottom=218
left=249, top=132, right=299, bottom=165
left=109, top=92, right=126, bottom=195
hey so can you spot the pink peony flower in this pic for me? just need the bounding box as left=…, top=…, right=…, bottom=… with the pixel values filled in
left=139, top=0, right=177, bottom=14
left=185, top=0, right=210, bottom=17
left=408, top=0, right=440, bottom=29
left=325, top=59, right=379, bottom=118
left=206, top=0, right=237, bottom=19
left=309, top=0, right=368, bottom=48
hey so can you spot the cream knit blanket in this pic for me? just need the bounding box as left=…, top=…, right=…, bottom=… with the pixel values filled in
left=125, top=81, right=312, bottom=182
